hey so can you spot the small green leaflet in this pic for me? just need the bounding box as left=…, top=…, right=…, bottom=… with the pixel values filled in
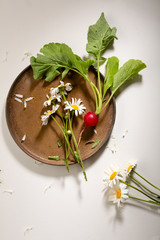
left=86, top=12, right=117, bottom=58
left=91, top=139, right=101, bottom=149
left=103, top=56, right=119, bottom=98
left=48, top=156, right=60, bottom=161
left=57, top=140, right=62, bottom=147
left=111, top=59, right=146, bottom=95
left=30, top=43, right=94, bottom=82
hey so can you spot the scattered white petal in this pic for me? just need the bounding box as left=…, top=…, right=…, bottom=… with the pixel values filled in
left=14, top=94, right=23, bottom=98
left=3, top=189, right=14, bottom=194
left=24, top=227, right=33, bottom=235
left=14, top=97, right=22, bottom=103
left=2, top=50, right=8, bottom=62
left=111, top=135, right=116, bottom=139
left=122, top=129, right=128, bottom=138
left=22, top=51, right=32, bottom=61
left=44, top=183, right=53, bottom=194
left=25, top=97, right=34, bottom=102
left=24, top=100, right=27, bottom=109
left=21, top=134, right=26, bottom=142
left=106, top=145, right=116, bottom=154
left=34, top=160, right=43, bottom=165
left=94, top=129, right=97, bottom=134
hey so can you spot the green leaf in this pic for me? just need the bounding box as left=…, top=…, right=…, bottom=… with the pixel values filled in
left=103, top=56, right=119, bottom=98
left=48, top=156, right=60, bottom=161
left=112, top=59, right=147, bottom=95
left=57, top=140, right=62, bottom=147
left=91, top=139, right=100, bottom=149
left=62, top=68, right=69, bottom=80
left=30, top=43, right=94, bottom=82
left=86, top=12, right=117, bottom=58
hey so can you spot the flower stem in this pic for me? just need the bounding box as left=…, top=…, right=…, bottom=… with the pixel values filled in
left=51, top=115, right=74, bottom=156
left=130, top=175, right=160, bottom=198
left=129, top=195, right=160, bottom=206
left=68, top=112, right=87, bottom=181
left=120, top=180, right=160, bottom=203
left=132, top=169, right=160, bottom=191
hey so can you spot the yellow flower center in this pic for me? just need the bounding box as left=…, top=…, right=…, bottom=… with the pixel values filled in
left=116, top=189, right=121, bottom=199
left=46, top=110, right=53, bottom=116
left=71, top=104, right=79, bottom=110
left=110, top=171, right=117, bottom=180
left=127, top=164, right=133, bottom=173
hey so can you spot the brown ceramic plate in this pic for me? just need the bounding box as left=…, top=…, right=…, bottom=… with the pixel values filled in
left=6, top=65, right=116, bottom=165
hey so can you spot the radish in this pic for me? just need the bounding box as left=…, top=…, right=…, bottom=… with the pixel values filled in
left=84, top=112, right=98, bottom=128
left=78, top=112, right=98, bottom=145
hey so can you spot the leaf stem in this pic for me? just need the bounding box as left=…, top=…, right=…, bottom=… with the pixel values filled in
left=132, top=169, right=160, bottom=191
left=97, top=54, right=102, bottom=98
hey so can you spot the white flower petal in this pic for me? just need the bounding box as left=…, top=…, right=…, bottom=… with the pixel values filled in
left=14, top=97, right=22, bottom=103
left=14, top=94, right=23, bottom=98
left=25, top=97, right=34, bottom=102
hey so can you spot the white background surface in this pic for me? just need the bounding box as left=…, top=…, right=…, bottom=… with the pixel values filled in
left=0, top=0, right=160, bottom=239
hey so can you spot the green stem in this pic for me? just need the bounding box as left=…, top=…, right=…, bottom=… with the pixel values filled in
left=101, top=93, right=113, bottom=113
left=51, top=115, right=74, bottom=156
left=97, top=54, right=102, bottom=98
left=133, top=169, right=160, bottom=191
left=68, top=112, right=87, bottom=181
left=129, top=195, right=160, bottom=206
left=120, top=180, right=160, bottom=203
left=130, top=175, right=160, bottom=198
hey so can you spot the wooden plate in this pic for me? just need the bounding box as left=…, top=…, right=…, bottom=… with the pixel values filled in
left=6, top=66, right=116, bottom=165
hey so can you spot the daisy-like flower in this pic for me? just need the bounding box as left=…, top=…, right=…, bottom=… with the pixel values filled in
left=50, top=81, right=72, bottom=96
left=50, top=87, right=59, bottom=96
left=57, top=81, right=72, bottom=95
left=41, top=104, right=59, bottom=125
left=121, top=160, right=137, bottom=180
left=103, top=164, right=122, bottom=189
left=64, top=98, right=86, bottom=116
left=43, top=93, right=62, bottom=107
left=108, top=183, right=129, bottom=208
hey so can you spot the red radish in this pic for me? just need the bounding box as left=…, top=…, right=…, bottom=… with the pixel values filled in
left=84, top=112, right=98, bottom=128
left=78, top=112, right=98, bottom=145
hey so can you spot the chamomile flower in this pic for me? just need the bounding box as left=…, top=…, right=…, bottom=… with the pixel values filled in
left=103, top=164, right=122, bottom=189
left=64, top=98, right=86, bottom=116
left=43, top=93, right=62, bottom=107
left=121, top=160, right=137, bottom=180
left=50, top=87, right=59, bottom=96
left=108, top=183, right=129, bottom=208
left=50, top=81, right=72, bottom=96
left=57, top=81, right=72, bottom=95
left=41, top=104, right=59, bottom=125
